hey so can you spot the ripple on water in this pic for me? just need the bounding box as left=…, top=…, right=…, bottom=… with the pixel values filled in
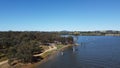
left=76, top=58, right=120, bottom=68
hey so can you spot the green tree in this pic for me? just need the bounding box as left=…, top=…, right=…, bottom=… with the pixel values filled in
left=7, top=41, right=42, bottom=65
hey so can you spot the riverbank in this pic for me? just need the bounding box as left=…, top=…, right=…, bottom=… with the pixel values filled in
left=0, top=44, right=73, bottom=68
left=21, top=44, right=73, bottom=68
left=34, top=44, right=73, bottom=68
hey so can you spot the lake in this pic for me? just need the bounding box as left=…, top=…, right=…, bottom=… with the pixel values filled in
left=37, top=36, right=120, bottom=68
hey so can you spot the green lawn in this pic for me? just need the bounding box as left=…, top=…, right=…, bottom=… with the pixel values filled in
left=40, top=44, right=69, bottom=59
left=56, top=45, right=64, bottom=50
left=40, top=50, right=54, bottom=58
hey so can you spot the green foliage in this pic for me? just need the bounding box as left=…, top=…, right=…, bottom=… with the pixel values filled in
left=58, top=36, right=73, bottom=44
left=0, top=31, right=73, bottom=64
left=7, top=41, right=42, bottom=64
left=56, top=45, right=64, bottom=50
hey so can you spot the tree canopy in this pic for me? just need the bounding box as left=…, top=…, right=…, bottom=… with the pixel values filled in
left=0, top=31, right=73, bottom=64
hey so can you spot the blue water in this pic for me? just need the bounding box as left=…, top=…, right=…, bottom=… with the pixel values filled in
left=37, top=36, right=120, bottom=68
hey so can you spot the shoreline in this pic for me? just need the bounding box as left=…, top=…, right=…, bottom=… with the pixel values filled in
left=20, top=44, right=73, bottom=68
left=0, top=44, right=73, bottom=68
left=34, top=44, right=73, bottom=68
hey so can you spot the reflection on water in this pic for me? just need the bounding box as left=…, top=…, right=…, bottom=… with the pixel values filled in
left=37, top=36, right=120, bottom=68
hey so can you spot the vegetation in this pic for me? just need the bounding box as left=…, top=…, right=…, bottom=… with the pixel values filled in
left=59, top=30, right=120, bottom=36
left=40, top=44, right=71, bottom=59
left=40, top=50, right=54, bottom=59
left=0, top=31, right=73, bottom=65
left=7, top=41, right=42, bottom=65
left=56, top=45, right=64, bottom=50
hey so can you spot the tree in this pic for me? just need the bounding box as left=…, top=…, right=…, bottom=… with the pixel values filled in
left=7, top=41, right=42, bottom=65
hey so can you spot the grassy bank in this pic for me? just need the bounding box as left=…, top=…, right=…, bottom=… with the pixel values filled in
left=40, top=44, right=71, bottom=58
left=41, top=44, right=72, bottom=58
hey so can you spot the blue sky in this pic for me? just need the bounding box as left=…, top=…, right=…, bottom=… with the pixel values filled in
left=0, top=0, right=120, bottom=31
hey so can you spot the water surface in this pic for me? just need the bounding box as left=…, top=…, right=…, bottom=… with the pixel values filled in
left=37, top=36, right=120, bottom=68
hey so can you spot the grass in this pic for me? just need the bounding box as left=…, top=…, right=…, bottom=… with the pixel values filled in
left=0, top=57, right=7, bottom=62
left=0, top=53, right=7, bottom=62
left=0, top=53, right=5, bottom=57
left=40, top=44, right=68, bottom=58
left=40, top=45, right=63, bottom=58
left=56, top=45, right=64, bottom=50
left=40, top=50, right=54, bottom=58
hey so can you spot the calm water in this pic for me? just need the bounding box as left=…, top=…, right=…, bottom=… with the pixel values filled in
left=37, top=36, right=120, bottom=68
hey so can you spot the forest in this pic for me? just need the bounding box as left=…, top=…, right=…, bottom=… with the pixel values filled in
left=0, top=31, right=73, bottom=65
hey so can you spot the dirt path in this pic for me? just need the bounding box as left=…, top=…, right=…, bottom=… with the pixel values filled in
left=0, top=60, right=8, bottom=65
left=34, top=45, right=57, bottom=56
left=0, top=60, right=9, bottom=68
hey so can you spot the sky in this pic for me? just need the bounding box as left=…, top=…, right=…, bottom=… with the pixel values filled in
left=0, top=0, right=120, bottom=31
